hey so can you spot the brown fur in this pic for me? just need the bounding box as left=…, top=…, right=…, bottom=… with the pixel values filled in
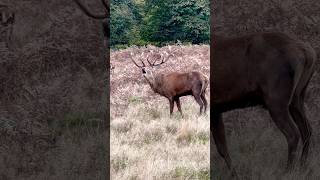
left=211, top=32, right=316, bottom=177
left=146, top=71, right=209, bottom=116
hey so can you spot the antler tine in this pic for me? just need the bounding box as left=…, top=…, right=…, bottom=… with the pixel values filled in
left=152, top=48, right=174, bottom=66
left=130, top=52, right=145, bottom=68
left=151, top=53, right=164, bottom=66
left=140, top=51, right=146, bottom=67
left=165, top=45, right=175, bottom=61
left=167, top=45, right=175, bottom=57
left=146, top=50, right=153, bottom=66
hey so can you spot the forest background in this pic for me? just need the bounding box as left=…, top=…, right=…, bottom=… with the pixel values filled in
left=110, top=0, right=210, bottom=48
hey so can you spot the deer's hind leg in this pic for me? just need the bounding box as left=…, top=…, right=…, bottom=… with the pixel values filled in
left=174, top=96, right=183, bottom=116
left=200, top=91, right=208, bottom=113
left=290, top=84, right=312, bottom=166
left=193, top=87, right=204, bottom=114
left=262, top=72, right=300, bottom=170
left=168, top=98, right=174, bottom=117
left=212, top=111, right=238, bottom=178
left=194, top=94, right=204, bottom=114
left=289, top=61, right=314, bottom=166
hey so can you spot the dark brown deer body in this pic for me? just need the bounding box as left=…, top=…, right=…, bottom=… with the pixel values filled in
left=146, top=71, right=209, bottom=115
left=211, top=32, right=316, bottom=175
left=130, top=47, right=209, bottom=116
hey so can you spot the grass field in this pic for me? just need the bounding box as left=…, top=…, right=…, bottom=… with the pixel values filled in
left=110, top=45, right=210, bottom=179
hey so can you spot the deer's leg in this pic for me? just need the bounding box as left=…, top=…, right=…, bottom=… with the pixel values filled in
left=193, top=94, right=204, bottom=114
left=212, top=111, right=238, bottom=178
left=269, top=105, right=299, bottom=170
left=289, top=66, right=314, bottom=167
left=174, top=97, right=183, bottom=116
left=264, top=95, right=300, bottom=170
left=290, top=89, right=312, bottom=166
left=261, top=65, right=301, bottom=170
left=200, top=92, right=208, bottom=113
left=169, top=98, right=174, bottom=117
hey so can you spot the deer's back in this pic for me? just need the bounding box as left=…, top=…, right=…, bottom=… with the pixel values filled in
left=159, top=71, right=207, bottom=97
left=212, top=32, right=315, bottom=112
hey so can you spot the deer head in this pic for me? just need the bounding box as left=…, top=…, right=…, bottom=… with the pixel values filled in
left=130, top=46, right=174, bottom=86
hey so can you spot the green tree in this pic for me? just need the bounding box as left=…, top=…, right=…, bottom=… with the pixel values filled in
left=110, top=0, right=142, bottom=46
left=110, top=0, right=210, bottom=47
left=141, top=0, right=210, bottom=45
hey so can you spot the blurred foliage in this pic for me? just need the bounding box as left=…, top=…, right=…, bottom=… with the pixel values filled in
left=110, top=0, right=210, bottom=48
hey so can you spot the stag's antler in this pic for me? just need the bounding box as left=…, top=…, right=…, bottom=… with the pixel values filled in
left=130, top=52, right=147, bottom=68
left=146, top=50, right=154, bottom=66
left=149, top=46, right=175, bottom=67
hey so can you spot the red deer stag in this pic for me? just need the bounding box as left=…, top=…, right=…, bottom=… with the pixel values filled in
left=72, top=0, right=109, bottom=39
left=212, top=32, right=316, bottom=176
left=130, top=47, right=209, bottom=116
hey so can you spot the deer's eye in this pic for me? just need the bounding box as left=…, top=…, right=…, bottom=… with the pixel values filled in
left=142, top=68, right=146, bottom=74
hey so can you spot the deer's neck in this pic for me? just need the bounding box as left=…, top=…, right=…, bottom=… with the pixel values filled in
left=145, top=74, right=163, bottom=94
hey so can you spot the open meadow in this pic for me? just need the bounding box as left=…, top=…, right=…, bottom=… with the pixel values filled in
left=110, top=45, right=210, bottom=179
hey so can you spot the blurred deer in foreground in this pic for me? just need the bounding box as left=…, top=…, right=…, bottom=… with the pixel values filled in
left=130, top=46, right=209, bottom=116
left=212, top=32, right=316, bottom=178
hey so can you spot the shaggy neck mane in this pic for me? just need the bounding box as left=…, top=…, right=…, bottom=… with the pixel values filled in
left=145, top=74, right=163, bottom=94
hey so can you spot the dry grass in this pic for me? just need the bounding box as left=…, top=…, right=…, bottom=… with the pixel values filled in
left=110, top=45, right=210, bottom=180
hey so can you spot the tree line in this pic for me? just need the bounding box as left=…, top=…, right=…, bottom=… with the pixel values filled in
left=110, top=0, right=210, bottom=48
